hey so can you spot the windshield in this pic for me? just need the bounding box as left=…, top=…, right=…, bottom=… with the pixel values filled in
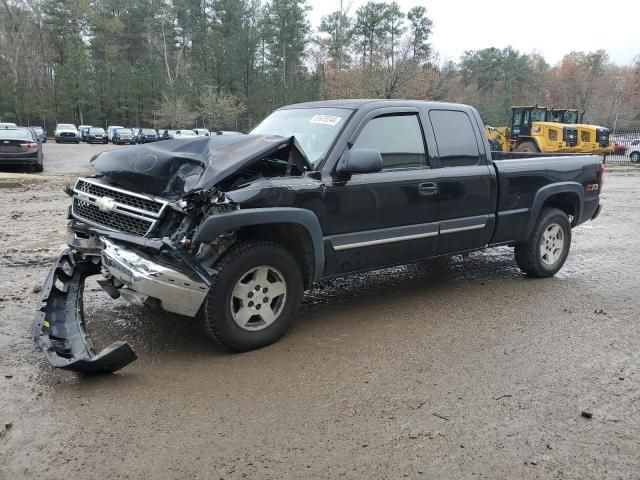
left=1, top=129, right=33, bottom=140
left=89, top=128, right=105, bottom=134
left=32, top=127, right=44, bottom=134
left=142, top=129, right=156, bottom=134
left=57, top=124, right=76, bottom=130
left=563, top=111, right=579, bottom=123
left=250, top=108, right=350, bottom=165
left=531, top=108, right=548, bottom=122
left=118, top=129, right=132, bottom=135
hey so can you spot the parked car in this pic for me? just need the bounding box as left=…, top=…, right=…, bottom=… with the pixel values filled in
left=193, top=128, right=210, bottom=136
left=175, top=129, right=197, bottom=138
left=214, top=130, right=243, bottom=135
left=613, top=142, right=627, bottom=155
left=628, top=142, right=640, bottom=163
left=78, top=125, right=92, bottom=140
left=106, top=125, right=124, bottom=143
left=0, top=122, right=18, bottom=129
left=0, top=127, right=43, bottom=172
left=113, top=128, right=135, bottom=145
left=160, top=129, right=177, bottom=140
left=136, top=128, right=159, bottom=143
left=79, top=127, right=92, bottom=142
left=32, top=99, right=604, bottom=372
left=28, top=126, right=47, bottom=143
left=54, top=123, right=79, bottom=143
left=86, top=127, right=108, bottom=144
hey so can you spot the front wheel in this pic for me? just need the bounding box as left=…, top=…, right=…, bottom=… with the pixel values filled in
left=199, top=241, right=303, bottom=352
left=516, top=140, right=539, bottom=153
left=514, top=207, right=571, bottom=277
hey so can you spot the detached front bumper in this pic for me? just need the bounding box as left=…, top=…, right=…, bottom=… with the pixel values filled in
left=33, top=231, right=210, bottom=373
left=33, top=250, right=138, bottom=373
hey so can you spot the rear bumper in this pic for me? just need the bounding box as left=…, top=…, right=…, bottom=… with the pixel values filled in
left=591, top=203, right=602, bottom=220
left=0, top=156, right=39, bottom=165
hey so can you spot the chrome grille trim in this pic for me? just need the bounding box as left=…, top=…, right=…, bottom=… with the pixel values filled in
left=71, top=177, right=169, bottom=236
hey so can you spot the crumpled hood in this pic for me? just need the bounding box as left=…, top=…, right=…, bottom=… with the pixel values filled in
left=90, top=134, right=310, bottom=198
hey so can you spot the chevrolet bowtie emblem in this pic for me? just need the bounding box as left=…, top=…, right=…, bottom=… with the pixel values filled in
left=95, top=196, right=117, bottom=212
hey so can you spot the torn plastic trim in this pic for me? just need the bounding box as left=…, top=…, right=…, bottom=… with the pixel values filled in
left=69, top=220, right=217, bottom=287
left=32, top=250, right=137, bottom=373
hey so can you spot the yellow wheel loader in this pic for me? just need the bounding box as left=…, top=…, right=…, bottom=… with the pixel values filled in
left=485, top=106, right=578, bottom=153
left=551, top=109, right=613, bottom=155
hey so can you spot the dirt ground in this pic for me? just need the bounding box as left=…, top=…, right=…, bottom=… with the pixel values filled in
left=1, top=145, right=639, bottom=479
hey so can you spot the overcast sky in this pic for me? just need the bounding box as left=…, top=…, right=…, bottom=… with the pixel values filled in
left=308, top=0, right=640, bottom=66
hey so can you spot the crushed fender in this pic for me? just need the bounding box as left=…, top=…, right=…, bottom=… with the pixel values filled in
left=32, top=250, right=137, bottom=373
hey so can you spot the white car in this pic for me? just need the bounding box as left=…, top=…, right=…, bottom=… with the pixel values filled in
left=106, top=125, right=124, bottom=143
left=175, top=129, right=197, bottom=137
left=54, top=123, right=79, bottom=144
left=0, top=122, right=18, bottom=129
left=628, top=140, right=640, bottom=163
left=193, top=128, right=210, bottom=136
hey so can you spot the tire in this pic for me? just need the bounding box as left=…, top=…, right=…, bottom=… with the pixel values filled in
left=199, top=241, right=304, bottom=352
left=33, top=162, right=43, bottom=173
left=55, top=139, right=60, bottom=144
left=75, top=140, right=79, bottom=144
left=516, top=140, right=539, bottom=153
left=514, top=207, right=571, bottom=277
left=631, top=152, right=640, bottom=163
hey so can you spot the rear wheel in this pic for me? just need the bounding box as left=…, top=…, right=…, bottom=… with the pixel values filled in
left=514, top=207, right=571, bottom=277
left=516, top=140, right=539, bottom=153
left=33, top=162, right=43, bottom=173
left=630, top=152, right=640, bottom=163
left=199, top=241, right=303, bottom=352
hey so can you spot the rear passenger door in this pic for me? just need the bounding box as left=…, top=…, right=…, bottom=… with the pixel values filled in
left=323, top=109, right=441, bottom=274
left=427, top=109, right=495, bottom=254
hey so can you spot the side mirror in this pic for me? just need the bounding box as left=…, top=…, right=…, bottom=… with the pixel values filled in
left=336, top=148, right=383, bottom=176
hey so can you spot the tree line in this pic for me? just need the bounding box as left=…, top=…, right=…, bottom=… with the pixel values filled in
left=1, top=0, right=638, bottom=132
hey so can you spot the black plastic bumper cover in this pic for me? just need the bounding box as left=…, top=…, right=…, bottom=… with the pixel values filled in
left=32, top=249, right=137, bottom=373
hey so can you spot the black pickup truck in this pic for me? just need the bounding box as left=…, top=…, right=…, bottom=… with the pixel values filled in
left=33, top=100, right=603, bottom=373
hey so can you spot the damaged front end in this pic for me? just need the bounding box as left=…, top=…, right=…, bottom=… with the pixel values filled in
left=33, top=134, right=310, bottom=373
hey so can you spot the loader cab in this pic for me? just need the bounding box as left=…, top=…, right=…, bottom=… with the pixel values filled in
left=510, top=106, right=550, bottom=140
left=551, top=109, right=582, bottom=124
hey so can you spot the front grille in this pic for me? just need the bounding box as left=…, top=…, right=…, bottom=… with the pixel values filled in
left=61, top=132, right=76, bottom=137
left=75, top=178, right=163, bottom=214
left=563, top=127, right=577, bottom=145
left=596, top=128, right=610, bottom=146
left=73, top=199, right=152, bottom=236
left=71, top=177, right=168, bottom=236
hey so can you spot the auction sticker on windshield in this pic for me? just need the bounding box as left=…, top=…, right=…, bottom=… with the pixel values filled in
left=310, top=114, right=342, bottom=126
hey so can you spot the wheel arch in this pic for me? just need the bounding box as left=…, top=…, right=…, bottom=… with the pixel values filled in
left=193, top=208, right=325, bottom=286
left=516, top=137, right=540, bottom=151
left=526, top=183, right=584, bottom=237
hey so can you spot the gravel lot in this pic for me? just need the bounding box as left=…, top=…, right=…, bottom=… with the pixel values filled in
left=1, top=144, right=639, bottom=479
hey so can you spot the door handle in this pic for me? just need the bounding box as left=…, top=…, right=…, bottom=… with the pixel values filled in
left=418, top=182, right=438, bottom=196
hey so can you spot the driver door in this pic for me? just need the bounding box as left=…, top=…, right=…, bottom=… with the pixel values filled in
left=322, top=109, right=440, bottom=275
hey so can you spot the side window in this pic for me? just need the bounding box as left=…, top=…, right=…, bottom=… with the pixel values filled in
left=523, top=110, right=531, bottom=125
left=352, top=114, right=427, bottom=169
left=429, top=110, right=481, bottom=167
left=512, top=109, right=522, bottom=126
